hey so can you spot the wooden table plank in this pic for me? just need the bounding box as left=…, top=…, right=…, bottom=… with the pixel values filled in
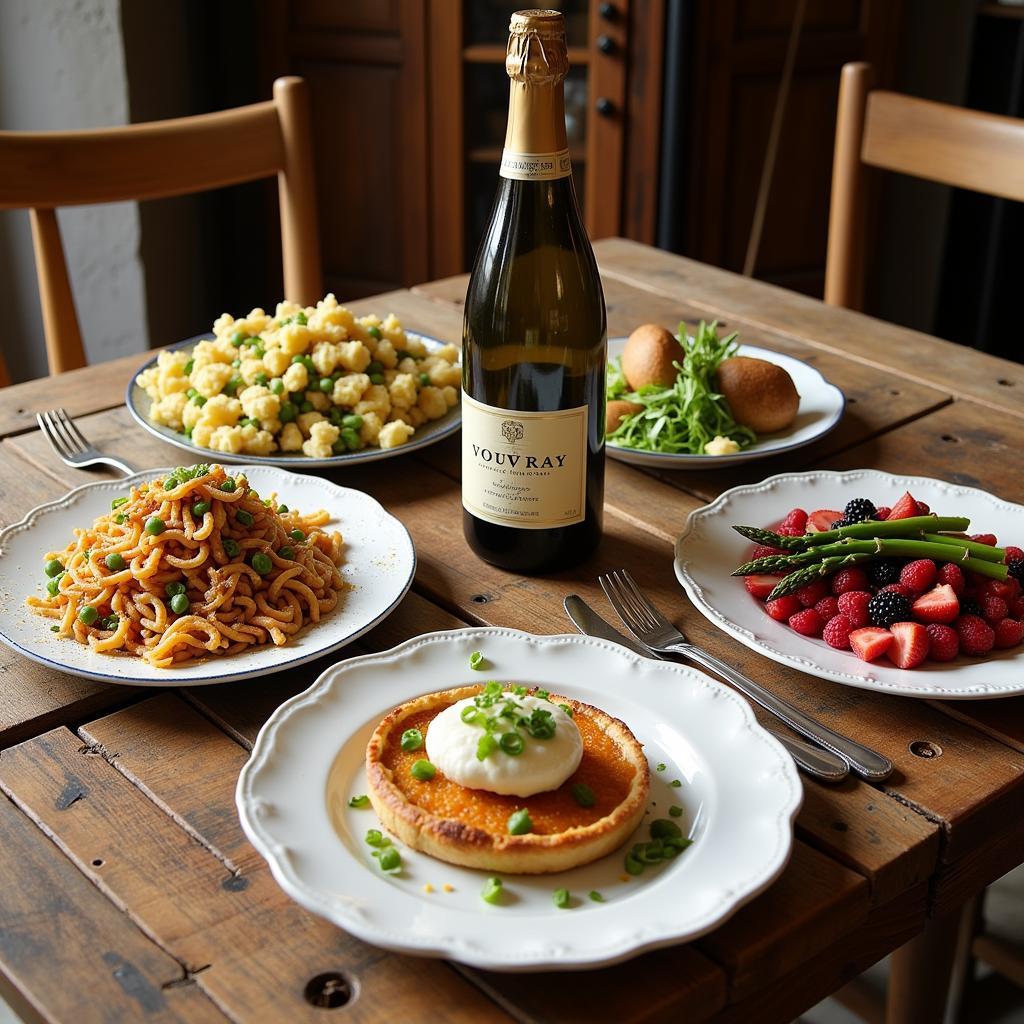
left=0, top=789, right=229, bottom=1024
left=591, top=238, right=1024, bottom=419
left=0, top=723, right=512, bottom=1024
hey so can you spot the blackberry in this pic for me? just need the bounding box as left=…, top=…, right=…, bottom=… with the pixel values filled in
left=868, top=558, right=903, bottom=587
left=868, top=591, right=912, bottom=629
left=960, top=598, right=983, bottom=618
left=843, top=497, right=877, bottom=522
left=830, top=518, right=852, bottom=530
left=1007, top=557, right=1024, bottom=582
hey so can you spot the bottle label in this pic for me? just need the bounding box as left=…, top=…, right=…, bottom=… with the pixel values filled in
left=461, top=392, right=587, bottom=529
left=500, top=148, right=572, bottom=181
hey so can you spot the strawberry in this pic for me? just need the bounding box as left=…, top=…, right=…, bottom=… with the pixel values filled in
left=788, top=608, right=824, bottom=637
left=806, top=509, right=844, bottom=533
left=887, top=491, right=922, bottom=521
left=887, top=621, right=929, bottom=669
left=831, top=567, right=869, bottom=595
left=925, top=623, right=959, bottom=661
left=874, top=506, right=891, bottom=520
left=744, top=575, right=779, bottom=600
left=780, top=508, right=808, bottom=533
left=777, top=523, right=806, bottom=537
left=916, top=500, right=930, bottom=514
left=982, top=595, right=1009, bottom=624
left=795, top=580, right=829, bottom=607
left=765, top=595, right=802, bottom=622
left=994, top=618, right=1024, bottom=649
left=815, top=596, right=840, bottom=620
left=986, top=579, right=1020, bottom=603
left=837, top=590, right=871, bottom=628
left=899, top=559, right=937, bottom=594
left=751, top=544, right=786, bottom=560
left=822, top=614, right=853, bottom=650
left=911, top=584, right=959, bottom=624
left=956, top=615, right=995, bottom=656
left=849, top=626, right=894, bottom=662
left=970, top=533, right=998, bottom=546
left=937, top=563, right=966, bottom=595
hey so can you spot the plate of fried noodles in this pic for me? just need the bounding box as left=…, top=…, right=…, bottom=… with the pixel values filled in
left=0, top=464, right=415, bottom=686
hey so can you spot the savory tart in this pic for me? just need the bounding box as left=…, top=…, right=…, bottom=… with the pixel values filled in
left=365, top=683, right=650, bottom=874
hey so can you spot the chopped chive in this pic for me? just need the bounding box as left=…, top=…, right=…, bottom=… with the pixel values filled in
left=656, top=762, right=666, bottom=772
left=400, top=728, right=423, bottom=752
left=377, top=847, right=401, bottom=872
left=111, top=496, right=129, bottom=509
left=670, top=779, right=682, bottom=788
left=476, top=734, right=498, bottom=761
left=348, top=795, right=370, bottom=809
left=624, top=853, right=643, bottom=876
left=588, top=890, right=605, bottom=902
left=571, top=783, right=596, bottom=808
left=507, top=808, right=532, bottom=835
left=364, top=829, right=390, bottom=848
left=481, top=877, right=503, bottom=905
left=469, top=651, right=485, bottom=670
left=553, top=888, right=571, bottom=909
left=669, top=805, right=683, bottom=818
left=410, top=759, right=435, bottom=782
left=650, top=819, right=683, bottom=840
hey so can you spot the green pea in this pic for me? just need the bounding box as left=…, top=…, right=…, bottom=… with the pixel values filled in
left=255, top=372, right=268, bottom=386
left=164, top=476, right=179, bottom=489
left=104, top=553, right=125, bottom=571
left=253, top=344, right=265, bottom=359
left=340, top=427, right=360, bottom=450
left=78, top=605, right=99, bottom=626
left=279, top=401, right=297, bottom=423
left=317, top=377, right=332, bottom=393
left=291, top=354, right=304, bottom=364
left=400, top=728, right=423, bottom=752
left=110, top=497, right=129, bottom=510
left=251, top=552, right=273, bottom=575
left=507, top=809, right=532, bottom=835
left=224, top=377, right=241, bottom=396
left=44, top=558, right=64, bottom=578
left=328, top=407, right=344, bottom=426
left=410, top=759, right=436, bottom=782
left=165, top=581, right=187, bottom=597
left=186, top=388, right=198, bottom=400
left=46, top=575, right=62, bottom=596
left=193, top=394, right=206, bottom=407
left=367, top=360, right=384, bottom=376
left=342, top=414, right=363, bottom=429
left=481, top=877, right=503, bottom=905
left=290, top=529, right=305, bottom=542
left=184, top=358, right=194, bottom=375
left=299, top=401, right=314, bottom=414
left=552, top=888, right=571, bottom=909
left=192, top=501, right=210, bottom=517
left=231, top=358, right=241, bottom=368
left=369, top=373, right=384, bottom=386
left=331, top=439, right=347, bottom=456
left=367, top=325, right=382, bottom=339
left=571, top=783, right=596, bottom=808
left=271, top=378, right=284, bottom=395
left=277, top=504, right=288, bottom=514
left=235, top=509, right=254, bottom=527
left=302, top=355, right=316, bottom=373
left=220, top=478, right=237, bottom=492
left=223, top=538, right=240, bottom=558
left=114, top=513, right=127, bottom=524
left=277, top=546, right=295, bottom=560
left=145, top=517, right=165, bottom=536
left=231, top=331, right=246, bottom=347
left=169, top=593, right=189, bottom=615
left=418, top=372, right=431, bottom=386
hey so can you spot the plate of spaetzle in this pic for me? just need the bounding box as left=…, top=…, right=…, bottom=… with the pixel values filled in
left=127, top=294, right=461, bottom=467
left=0, top=464, right=415, bottom=686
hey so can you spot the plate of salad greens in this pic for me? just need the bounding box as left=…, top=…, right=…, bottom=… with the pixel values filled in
left=605, top=323, right=844, bottom=469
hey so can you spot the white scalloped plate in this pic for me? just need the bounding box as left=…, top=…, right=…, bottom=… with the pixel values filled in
left=126, top=331, right=460, bottom=468
left=0, top=466, right=415, bottom=687
left=236, top=628, right=801, bottom=971
left=606, top=340, right=845, bottom=468
left=674, top=470, right=1024, bottom=699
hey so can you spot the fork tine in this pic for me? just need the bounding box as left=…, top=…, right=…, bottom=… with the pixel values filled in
left=57, top=408, right=90, bottom=451
left=599, top=572, right=651, bottom=636
left=612, top=571, right=659, bottom=632
left=46, top=409, right=82, bottom=457
left=38, top=411, right=72, bottom=460
left=620, top=570, right=670, bottom=630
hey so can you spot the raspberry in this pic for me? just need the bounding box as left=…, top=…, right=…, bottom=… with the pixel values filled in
left=831, top=568, right=869, bottom=595
left=795, top=580, right=829, bottom=607
left=822, top=614, right=853, bottom=649
left=780, top=508, right=808, bottom=533
left=874, top=506, right=891, bottom=520
left=916, top=501, right=930, bottom=514
left=815, top=596, right=840, bottom=620
left=868, top=590, right=912, bottom=628
left=925, top=623, right=959, bottom=662
left=837, top=591, right=871, bottom=628
left=937, top=563, right=966, bottom=595
left=899, top=559, right=937, bottom=594
left=1004, top=545, right=1024, bottom=563
left=994, top=618, right=1024, bottom=649
left=766, top=595, right=802, bottom=622
left=878, top=583, right=913, bottom=598
left=970, top=533, right=998, bottom=546
left=788, top=608, right=824, bottom=637
left=1012, top=596, right=1024, bottom=620
left=982, top=595, right=1009, bottom=623
left=751, top=544, right=786, bottom=560
left=956, top=614, right=995, bottom=655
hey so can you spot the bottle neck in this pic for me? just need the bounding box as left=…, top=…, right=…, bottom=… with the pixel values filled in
left=501, top=80, right=570, bottom=182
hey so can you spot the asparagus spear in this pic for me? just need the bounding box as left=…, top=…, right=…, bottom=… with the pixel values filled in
left=765, top=556, right=873, bottom=601
left=921, top=533, right=1006, bottom=562
left=733, top=515, right=971, bottom=550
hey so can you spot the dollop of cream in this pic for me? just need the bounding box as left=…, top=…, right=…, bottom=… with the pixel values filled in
left=426, top=694, right=582, bottom=797
left=704, top=434, right=741, bottom=456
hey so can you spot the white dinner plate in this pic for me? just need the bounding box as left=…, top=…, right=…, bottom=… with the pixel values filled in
left=606, top=340, right=845, bottom=468
left=126, top=331, right=460, bottom=468
left=237, top=627, right=801, bottom=971
left=0, top=466, right=415, bottom=687
left=674, top=469, right=1024, bottom=699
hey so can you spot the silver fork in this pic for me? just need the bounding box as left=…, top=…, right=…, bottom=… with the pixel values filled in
left=599, top=569, right=894, bottom=782
left=36, top=409, right=138, bottom=476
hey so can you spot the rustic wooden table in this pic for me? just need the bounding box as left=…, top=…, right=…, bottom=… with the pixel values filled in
left=1, top=239, right=1023, bottom=1024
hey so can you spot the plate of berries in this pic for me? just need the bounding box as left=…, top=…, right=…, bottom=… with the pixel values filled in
left=673, top=470, right=1024, bottom=699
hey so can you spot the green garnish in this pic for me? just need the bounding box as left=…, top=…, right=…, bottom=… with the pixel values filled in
left=476, top=734, right=498, bottom=761
left=559, top=703, right=573, bottom=717
left=606, top=320, right=756, bottom=455
left=251, top=552, right=273, bottom=575
left=418, top=372, right=430, bottom=386
left=192, top=501, right=210, bottom=517
left=223, top=538, right=240, bottom=558
left=656, top=762, right=666, bottom=772
left=44, top=558, right=64, bottom=578
left=114, top=514, right=127, bottom=524
left=377, top=847, right=401, bottom=872
left=364, top=829, right=390, bottom=848
left=670, top=779, right=682, bottom=788
left=235, top=509, right=254, bottom=527
left=220, top=478, right=237, bottom=492
left=367, top=325, right=382, bottom=339
left=589, top=890, right=605, bottom=902
left=50, top=624, right=60, bottom=632
left=553, top=888, right=571, bottom=909
left=499, top=732, right=524, bottom=756
left=104, top=553, right=125, bottom=571
left=348, top=795, right=370, bottom=809
left=410, top=759, right=436, bottom=781
left=290, top=529, right=305, bottom=542
left=481, top=877, right=503, bottom=905
left=278, top=546, right=295, bottom=560
left=165, top=581, right=186, bottom=598
left=669, top=805, right=683, bottom=818
left=46, top=575, right=63, bottom=596
left=277, top=504, right=288, bottom=513
left=400, top=728, right=423, bottom=752
left=571, top=783, right=596, bottom=807
left=110, top=497, right=129, bottom=510
left=650, top=819, right=683, bottom=840
left=624, top=853, right=643, bottom=876
left=469, top=651, right=485, bottom=670
left=78, top=605, right=99, bottom=626
left=507, top=809, right=533, bottom=835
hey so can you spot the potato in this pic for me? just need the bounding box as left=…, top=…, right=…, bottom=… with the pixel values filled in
left=606, top=399, right=643, bottom=433
left=621, top=324, right=685, bottom=390
left=716, top=356, right=799, bottom=433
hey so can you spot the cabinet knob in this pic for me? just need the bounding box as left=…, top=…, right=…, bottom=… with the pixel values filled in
left=599, top=1, right=616, bottom=18
left=596, top=97, right=614, bottom=116
left=596, top=34, right=616, bottom=55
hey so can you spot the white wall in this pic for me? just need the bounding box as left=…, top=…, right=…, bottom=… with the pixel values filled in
left=0, top=0, right=148, bottom=383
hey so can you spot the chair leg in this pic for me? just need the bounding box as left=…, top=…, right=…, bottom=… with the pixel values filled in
left=945, top=895, right=982, bottom=1024
left=886, top=908, right=963, bottom=1024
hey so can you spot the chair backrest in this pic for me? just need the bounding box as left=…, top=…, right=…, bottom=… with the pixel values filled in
left=824, top=62, right=1024, bottom=310
left=0, top=76, right=322, bottom=375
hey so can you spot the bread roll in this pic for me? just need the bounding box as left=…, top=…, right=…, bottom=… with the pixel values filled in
left=717, top=356, right=799, bottom=433
left=621, top=324, right=685, bottom=390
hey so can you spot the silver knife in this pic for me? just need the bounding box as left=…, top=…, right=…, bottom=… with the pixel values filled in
left=564, top=594, right=850, bottom=783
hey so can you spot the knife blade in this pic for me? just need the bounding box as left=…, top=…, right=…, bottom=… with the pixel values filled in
left=563, top=594, right=849, bottom=783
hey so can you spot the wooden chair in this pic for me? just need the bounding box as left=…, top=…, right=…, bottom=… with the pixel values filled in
left=825, top=61, right=1024, bottom=311
left=0, top=76, right=321, bottom=380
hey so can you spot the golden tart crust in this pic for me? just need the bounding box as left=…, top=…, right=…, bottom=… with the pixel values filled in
left=365, top=685, right=650, bottom=874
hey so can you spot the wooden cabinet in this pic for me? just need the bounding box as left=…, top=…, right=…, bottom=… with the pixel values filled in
left=263, top=0, right=663, bottom=298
